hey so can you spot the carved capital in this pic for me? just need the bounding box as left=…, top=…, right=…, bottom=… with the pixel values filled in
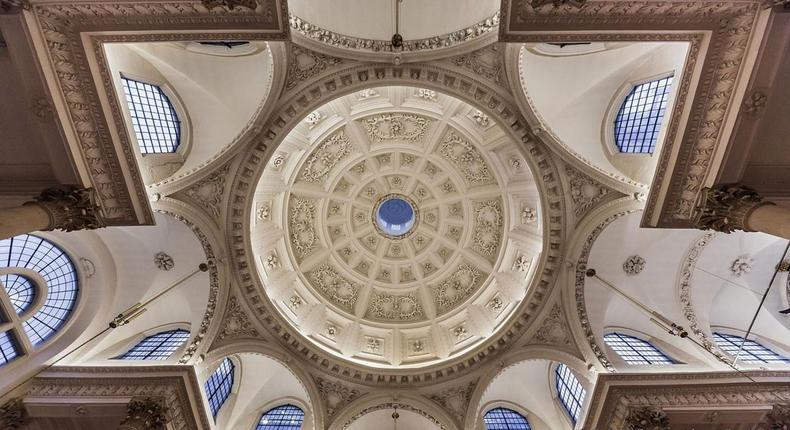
left=764, top=403, right=790, bottom=429
left=624, top=406, right=669, bottom=430
left=0, top=398, right=25, bottom=430
left=0, top=0, right=30, bottom=13
left=118, top=397, right=169, bottom=430
left=693, top=184, right=772, bottom=233
left=27, top=186, right=106, bottom=232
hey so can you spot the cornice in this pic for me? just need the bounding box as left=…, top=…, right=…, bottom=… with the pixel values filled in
left=27, top=365, right=210, bottom=430
left=500, top=0, right=767, bottom=228
left=26, top=0, right=289, bottom=226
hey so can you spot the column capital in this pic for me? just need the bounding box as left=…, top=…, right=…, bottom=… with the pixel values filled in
left=624, top=406, right=669, bottom=430
left=118, top=397, right=169, bottom=430
left=693, top=184, right=772, bottom=233
left=26, top=186, right=106, bottom=233
left=0, top=398, right=25, bottom=430
left=765, top=403, right=790, bottom=428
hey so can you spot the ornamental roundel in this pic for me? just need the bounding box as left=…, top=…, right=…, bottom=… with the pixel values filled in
left=251, top=86, right=543, bottom=367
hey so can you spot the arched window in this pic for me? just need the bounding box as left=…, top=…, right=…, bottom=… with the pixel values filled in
left=555, top=363, right=586, bottom=424
left=0, top=234, right=79, bottom=366
left=713, top=332, right=789, bottom=364
left=121, top=77, right=182, bottom=154
left=483, top=407, right=532, bottom=430
left=604, top=332, right=675, bottom=365
left=204, top=358, right=235, bottom=418
left=117, top=329, right=190, bottom=361
left=256, top=404, right=305, bottom=430
left=613, top=75, right=673, bottom=154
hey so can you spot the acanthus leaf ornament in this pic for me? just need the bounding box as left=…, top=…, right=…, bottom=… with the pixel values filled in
left=694, top=184, right=772, bottom=233
left=119, top=397, right=169, bottom=430
left=624, top=406, right=669, bottom=430
left=28, top=185, right=106, bottom=232
left=0, top=399, right=25, bottom=430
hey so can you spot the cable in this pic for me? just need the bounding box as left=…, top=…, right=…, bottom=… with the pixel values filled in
left=0, top=263, right=208, bottom=400
left=734, top=240, right=790, bottom=365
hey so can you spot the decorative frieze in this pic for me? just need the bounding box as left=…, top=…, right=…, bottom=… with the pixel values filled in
left=314, top=377, right=361, bottom=418
left=289, top=12, right=499, bottom=54
left=361, top=113, right=431, bottom=143
left=214, top=295, right=259, bottom=343
left=286, top=46, right=343, bottom=90
left=183, top=164, right=229, bottom=218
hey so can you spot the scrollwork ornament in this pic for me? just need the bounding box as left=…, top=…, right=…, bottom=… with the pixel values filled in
left=694, top=184, right=772, bottom=233
left=28, top=185, right=105, bottom=232
left=202, top=0, right=257, bottom=10
left=624, top=406, right=669, bottom=430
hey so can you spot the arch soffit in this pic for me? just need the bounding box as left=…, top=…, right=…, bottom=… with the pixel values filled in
left=203, top=341, right=327, bottom=430
left=225, top=56, right=568, bottom=387
left=328, top=391, right=459, bottom=430
left=560, top=196, right=646, bottom=372
left=152, top=197, right=230, bottom=366
left=463, top=346, right=591, bottom=429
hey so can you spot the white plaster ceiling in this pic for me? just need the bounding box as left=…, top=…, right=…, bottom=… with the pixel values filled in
left=520, top=42, right=689, bottom=185
left=585, top=212, right=790, bottom=370
left=251, top=86, right=543, bottom=368
left=289, top=0, right=498, bottom=41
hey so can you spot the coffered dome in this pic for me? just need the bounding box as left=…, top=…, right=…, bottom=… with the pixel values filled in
left=251, top=86, right=543, bottom=368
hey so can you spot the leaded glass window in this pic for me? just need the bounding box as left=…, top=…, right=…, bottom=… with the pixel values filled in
left=555, top=363, right=586, bottom=424
left=613, top=76, right=673, bottom=154
left=256, top=404, right=305, bottom=430
left=713, top=332, right=789, bottom=364
left=604, top=332, right=675, bottom=365
left=117, top=329, right=190, bottom=361
left=0, top=234, right=79, bottom=367
left=483, top=407, right=532, bottom=430
left=205, top=358, right=235, bottom=418
left=121, top=77, right=182, bottom=154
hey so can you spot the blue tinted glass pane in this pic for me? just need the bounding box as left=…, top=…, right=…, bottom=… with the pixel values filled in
left=256, top=404, right=305, bottom=430
left=204, top=358, right=234, bottom=418
left=376, top=197, right=416, bottom=237
left=614, top=76, right=673, bottom=154
left=713, top=332, right=789, bottom=364
left=0, top=234, right=78, bottom=346
left=604, top=333, right=675, bottom=365
left=483, top=407, right=532, bottom=430
left=555, top=363, right=586, bottom=424
left=0, top=274, right=35, bottom=315
left=121, top=77, right=181, bottom=154
left=118, top=329, right=190, bottom=361
left=0, top=331, right=20, bottom=366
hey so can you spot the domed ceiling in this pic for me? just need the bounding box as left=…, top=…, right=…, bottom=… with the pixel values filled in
left=251, top=86, right=543, bottom=368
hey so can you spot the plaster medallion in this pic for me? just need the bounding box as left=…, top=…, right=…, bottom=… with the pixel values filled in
left=622, top=255, right=646, bottom=276
left=730, top=256, right=753, bottom=277
left=154, top=252, right=175, bottom=271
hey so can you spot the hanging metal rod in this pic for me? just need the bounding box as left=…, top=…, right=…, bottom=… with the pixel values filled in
left=0, top=263, right=209, bottom=400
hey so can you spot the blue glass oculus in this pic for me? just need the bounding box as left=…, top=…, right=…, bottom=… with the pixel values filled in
left=376, top=197, right=416, bottom=237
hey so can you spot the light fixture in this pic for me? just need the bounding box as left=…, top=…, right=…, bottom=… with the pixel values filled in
left=391, top=0, right=403, bottom=49
left=391, top=404, right=399, bottom=430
